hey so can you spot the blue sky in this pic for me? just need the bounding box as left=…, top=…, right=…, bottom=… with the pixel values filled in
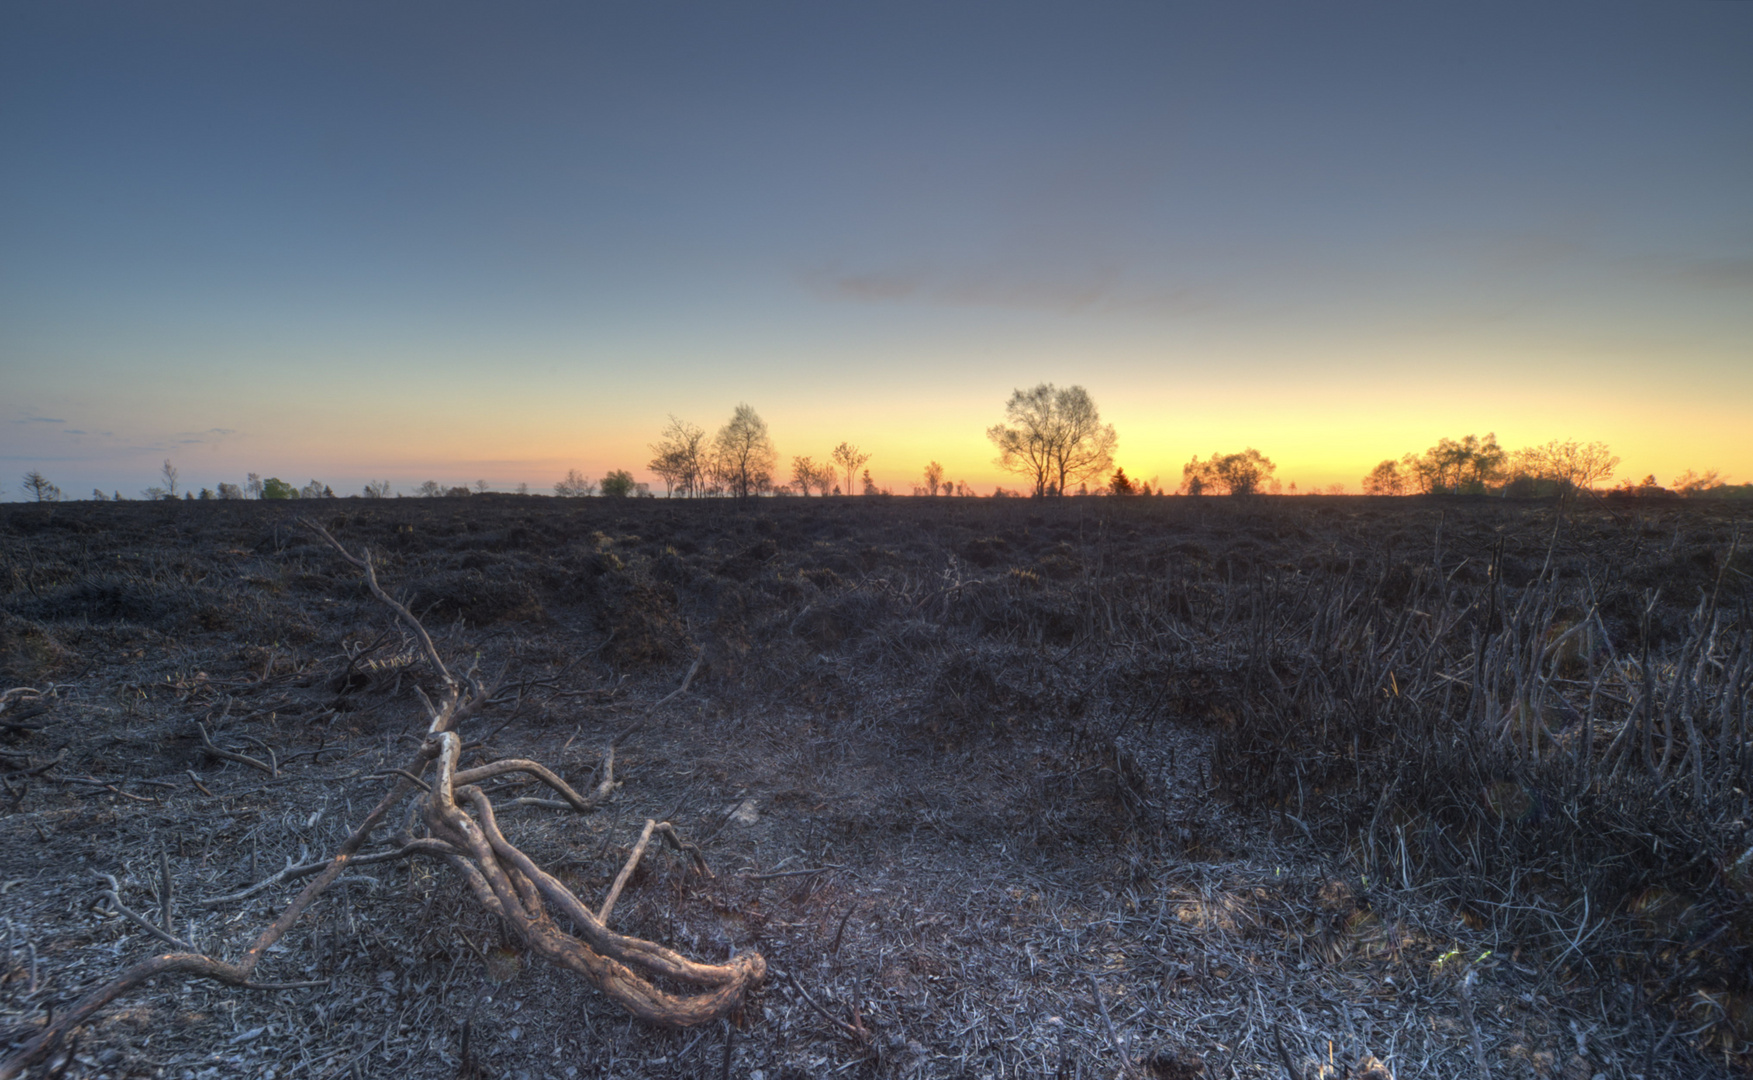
left=4, top=2, right=1750, bottom=497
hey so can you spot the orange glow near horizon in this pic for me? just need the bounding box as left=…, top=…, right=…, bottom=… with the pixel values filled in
left=22, top=352, right=1747, bottom=499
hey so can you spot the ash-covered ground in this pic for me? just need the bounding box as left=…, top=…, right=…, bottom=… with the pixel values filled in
left=3, top=494, right=1750, bottom=1078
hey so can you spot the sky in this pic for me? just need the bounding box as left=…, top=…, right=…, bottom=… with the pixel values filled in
left=3, top=2, right=1750, bottom=498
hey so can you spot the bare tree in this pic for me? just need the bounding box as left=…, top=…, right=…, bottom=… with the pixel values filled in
left=20, top=470, right=61, bottom=502
left=216, top=482, right=244, bottom=499
left=474, top=479, right=491, bottom=495
left=162, top=459, right=179, bottom=499
left=1517, top=439, right=1619, bottom=494
left=246, top=472, right=263, bottom=499
left=922, top=461, right=945, bottom=496
left=649, top=416, right=711, bottom=498
left=830, top=442, right=870, bottom=498
left=1046, top=386, right=1116, bottom=496
left=554, top=470, right=595, bottom=497
left=417, top=480, right=444, bottom=498
left=715, top=404, right=776, bottom=498
left=362, top=479, right=393, bottom=498
left=792, top=455, right=824, bottom=496
left=987, top=383, right=1116, bottom=497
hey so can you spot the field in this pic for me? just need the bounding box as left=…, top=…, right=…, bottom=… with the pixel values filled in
left=2, top=493, right=1750, bottom=1079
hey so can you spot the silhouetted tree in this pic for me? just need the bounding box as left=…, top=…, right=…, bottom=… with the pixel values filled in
left=715, top=404, right=776, bottom=498
left=21, top=470, right=61, bottom=502
left=1402, top=434, right=1505, bottom=494
left=1504, top=439, right=1619, bottom=497
left=362, top=480, right=392, bottom=498
left=553, top=470, right=594, bottom=497
left=921, top=461, right=945, bottom=496
left=831, top=442, right=871, bottom=498
left=217, top=482, right=243, bottom=500
left=1362, top=459, right=1406, bottom=495
left=1673, top=468, right=1722, bottom=496
left=600, top=469, right=636, bottom=498
left=987, top=383, right=1116, bottom=498
left=1184, top=449, right=1275, bottom=496
left=648, top=416, right=711, bottom=498
left=1108, top=467, right=1135, bottom=496
left=791, top=456, right=833, bottom=496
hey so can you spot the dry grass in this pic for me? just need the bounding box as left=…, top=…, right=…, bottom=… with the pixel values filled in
left=1, top=493, right=1748, bottom=1078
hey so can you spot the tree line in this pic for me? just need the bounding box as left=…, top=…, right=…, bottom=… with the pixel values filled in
left=9, top=391, right=1746, bottom=502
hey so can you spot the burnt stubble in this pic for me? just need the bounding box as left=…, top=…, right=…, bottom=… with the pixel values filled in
left=2, top=493, right=1749, bottom=1078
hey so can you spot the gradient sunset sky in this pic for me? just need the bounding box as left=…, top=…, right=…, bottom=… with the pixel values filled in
left=4, top=3, right=1749, bottom=498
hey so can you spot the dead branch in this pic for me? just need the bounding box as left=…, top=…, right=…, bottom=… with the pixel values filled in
left=600, top=819, right=660, bottom=924
left=421, top=731, right=764, bottom=1025
left=198, top=838, right=461, bottom=907
left=197, top=721, right=275, bottom=777
left=0, top=523, right=763, bottom=1078
left=0, top=759, right=427, bottom=1079
left=96, top=874, right=192, bottom=951
left=778, top=967, right=869, bottom=1044
left=456, top=754, right=613, bottom=812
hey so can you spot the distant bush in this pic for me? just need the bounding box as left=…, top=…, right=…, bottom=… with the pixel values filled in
left=216, top=482, right=243, bottom=500
left=600, top=470, right=636, bottom=498
left=261, top=477, right=296, bottom=500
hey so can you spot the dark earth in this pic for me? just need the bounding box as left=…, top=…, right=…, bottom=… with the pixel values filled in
left=3, top=493, right=1751, bottom=1079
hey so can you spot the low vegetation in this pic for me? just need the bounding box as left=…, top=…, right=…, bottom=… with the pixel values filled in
left=1, top=494, right=1749, bottom=1077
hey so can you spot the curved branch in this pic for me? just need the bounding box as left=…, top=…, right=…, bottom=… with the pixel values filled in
left=425, top=734, right=763, bottom=1025
left=454, top=753, right=614, bottom=812
left=302, top=519, right=451, bottom=693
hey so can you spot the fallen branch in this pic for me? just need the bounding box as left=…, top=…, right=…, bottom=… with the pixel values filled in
left=197, top=722, right=276, bottom=777
left=96, top=874, right=192, bottom=952
left=0, top=523, right=764, bottom=1078
left=778, top=967, right=869, bottom=1044
left=199, top=838, right=460, bottom=907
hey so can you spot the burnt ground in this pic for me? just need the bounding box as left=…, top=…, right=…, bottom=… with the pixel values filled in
left=2, top=493, right=1751, bottom=1079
